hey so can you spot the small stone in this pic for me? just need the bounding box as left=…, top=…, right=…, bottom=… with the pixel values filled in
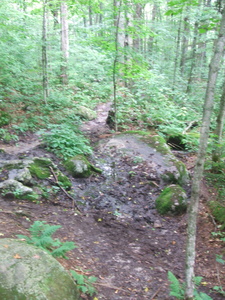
left=154, top=220, right=162, bottom=228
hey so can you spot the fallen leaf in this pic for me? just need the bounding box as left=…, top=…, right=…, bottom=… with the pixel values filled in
left=4, top=244, right=9, bottom=248
left=144, top=287, right=149, bottom=292
left=33, top=255, right=40, bottom=259
left=14, top=253, right=22, bottom=259
left=0, top=233, right=4, bottom=236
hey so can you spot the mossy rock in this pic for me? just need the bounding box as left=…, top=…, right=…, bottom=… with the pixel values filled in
left=161, top=159, right=189, bottom=186
left=29, top=158, right=72, bottom=189
left=0, top=238, right=80, bottom=300
left=64, top=155, right=102, bottom=178
left=29, top=163, right=51, bottom=180
left=209, top=201, right=225, bottom=229
left=155, top=184, right=188, bottom=215
left=0, top=179, right=39, bottom=201
left=76, top=106, right=97, bottom=120
left=28, top=158, right=56, bottom=180
left=57, top=173, right=72, bottom=189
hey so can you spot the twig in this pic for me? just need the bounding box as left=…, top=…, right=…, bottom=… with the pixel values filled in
left=150, top=286, right=162, bottom=300
left=209, top=213, right=218, bottom=230
left=182, top=120, right=199, bottom=134
left=49, top=166, right=81, bottom=212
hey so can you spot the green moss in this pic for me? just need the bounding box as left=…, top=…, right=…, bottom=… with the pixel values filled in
left=29, top=160, right=72, bottom=189
left=65, top=155, right=102, bottom=178
left=155, top=185, right=187, bottom=215
left=57, top=173, right=72, bottom=189
left=29, top=163, right=51, bottom=179
left=209, top=201, right=225, bottom=229
left=33, top=157, right=54, bottom=168
left=64, top=155, right=92, bottom=178
left=161, top=159, right=189, bottom=185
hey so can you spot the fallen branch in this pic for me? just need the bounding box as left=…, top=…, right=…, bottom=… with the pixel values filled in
left=150, top=286, right=162, bottom=300
left=49, top=166, right=81, bottom=212
left=182, top=120, right=199, bottom=134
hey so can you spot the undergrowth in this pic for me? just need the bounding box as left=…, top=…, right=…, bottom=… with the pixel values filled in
left=168, top=271, right=213, bottom=300
left=70, top=269, right=97, bottom=296
left=40, top=124, right=92, bottom=160
left=17, top=220, right=77, bottom=259
left=17, top=221, right=98, bottom=297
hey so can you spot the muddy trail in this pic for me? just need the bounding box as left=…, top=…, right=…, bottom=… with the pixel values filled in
left=0, top=103, right=224, bottom=300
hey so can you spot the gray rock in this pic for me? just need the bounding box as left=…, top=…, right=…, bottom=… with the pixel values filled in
left=0, top=179, right=38, bottom=200
left=65, top=155, right=101, bottom=178
left=14, top=168, right=33, bottom=185
left=155, top=184, right=188, bottom=216
left=76, top=106, right=97, bottom=120
left=0, top=238, right=80, bottom=300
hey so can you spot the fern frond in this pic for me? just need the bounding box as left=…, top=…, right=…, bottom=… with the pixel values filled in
left=168, top=271, right=185, bottom=299
left=52, top=241, right=77, bottom=259
left=42, top=225, right=62, bottom=237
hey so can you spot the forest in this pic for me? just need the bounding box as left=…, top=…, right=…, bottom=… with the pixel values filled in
left=0, top=0, right=225, bottom=299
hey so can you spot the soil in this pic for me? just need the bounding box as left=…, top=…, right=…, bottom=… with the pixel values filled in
left=0, top=103, right=225, bottom=300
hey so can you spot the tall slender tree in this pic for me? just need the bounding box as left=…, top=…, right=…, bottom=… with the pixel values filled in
left=60, top=1, right=69, bottom=85
left=42, top=0, right=49, bottom=104
left=185, top=6, right=225, bottom=299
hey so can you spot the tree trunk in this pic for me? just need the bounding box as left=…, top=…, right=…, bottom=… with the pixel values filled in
left=212, top=76, right=225, bottom=164
left=42, top=0, right=49, bottom=104
left=112, top=0, right=122, bottom=132
left=172, top=15, right=182, bottom=89
left=180, top=15, right=189, bottom=75
left=60, top=1, right=69, bottom=85
left=186, top=21, right=199, bottom=94
left=185, top=7, right=225, bottom=299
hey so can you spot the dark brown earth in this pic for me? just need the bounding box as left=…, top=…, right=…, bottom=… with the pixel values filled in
left=0, top=103, right=224, bottom=300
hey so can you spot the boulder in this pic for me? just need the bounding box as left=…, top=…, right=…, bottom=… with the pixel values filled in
left=76, top=106, right=97, bottom=120
left=64, top=155, right=102, bottom=178
left=0, top=179, right=38, bottom=201
left=0, top=238, right=80, bottom=300
left=14, top=168, right=33, bottom=185
left=155, top=184, right=188, bottom=215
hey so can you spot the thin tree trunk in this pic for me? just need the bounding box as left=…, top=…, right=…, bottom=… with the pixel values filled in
left=212, top=76, right=225, bottom=164
left=172, top=14, right=182, bottom=89
left=112, top=0, right=122, bottom=132
left=42, top=0, right=49, bottom=104
left=60, top=1, right=69, bottom=85
left=180, top=16, right=189, bottom=75
left=89, top=3, right=93, bottom=26
left=185, top=7, right=225, bottom=299
left=186, top=21, right=199, bottom=94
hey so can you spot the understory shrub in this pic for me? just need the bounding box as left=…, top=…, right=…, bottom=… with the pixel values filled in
left=17, top=220, right=77, bottom=259
left=168, top=271, right=212, bottom=300
left=40, top=124, right=92, bottom=160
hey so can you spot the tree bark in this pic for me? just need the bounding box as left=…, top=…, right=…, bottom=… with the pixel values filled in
left=180, top=15, right=189, bottom=75
left=42, top=0, right=49, bottom=104
left=172, top=15, right=182, bottom=89
left=60, top=1, right=69, bottom=85
left=186, top=21, right=199, bottom=94
left=185, top=7, right=225, bottom=299
left=112, top=0, right=122, bottom=132
left=212, top=76, right=225, bottom=164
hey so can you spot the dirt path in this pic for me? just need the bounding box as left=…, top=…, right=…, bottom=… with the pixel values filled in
left=0, top=103, right=224, bottom=299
